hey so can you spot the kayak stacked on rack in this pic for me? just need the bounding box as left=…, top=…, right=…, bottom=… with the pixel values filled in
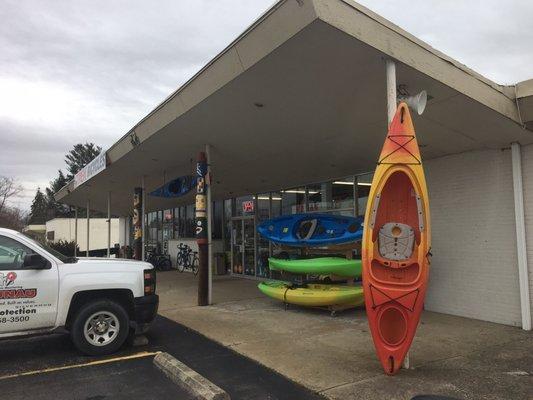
left=258, top=281, right=364, bottom=308
left=256, top=213, right=365, bottom=310
left=268, top=257, right=362, bottom=278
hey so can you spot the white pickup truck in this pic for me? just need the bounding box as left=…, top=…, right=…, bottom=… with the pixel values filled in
left=0, top=228, right=158, bottom=355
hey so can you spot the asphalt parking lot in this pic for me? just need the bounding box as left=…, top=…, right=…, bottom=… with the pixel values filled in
left=0, top=316, right=325, bottom=400
left=2, top=355, right=187, bottom=400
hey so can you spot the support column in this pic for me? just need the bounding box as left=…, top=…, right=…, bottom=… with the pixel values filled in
left=206, top=144, right=213, bottom=305
left=196, top=151, right=209, bottom=306
left=511, top=142, right=532, bottom=331
left=107, top=191, right=111, bottom=258
left=386, top=59, right=397, bottom=124
left=133, top=187, right=143, bottom=260
left=86, top=200, right=90, bottom=257
left=74, top=207, right=78, bottom=257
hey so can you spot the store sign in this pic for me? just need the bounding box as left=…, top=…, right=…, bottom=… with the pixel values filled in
left=74, top=152, right=107, bottom=188
left=242, top=200, right=254, bottom=213
left=164, top=210, right=173, bottom=221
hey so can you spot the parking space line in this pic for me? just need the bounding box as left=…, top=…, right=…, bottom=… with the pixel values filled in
left=0, top=351, right=161, bottom=381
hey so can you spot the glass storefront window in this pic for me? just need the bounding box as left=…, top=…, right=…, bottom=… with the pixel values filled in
left=331, top=177, right=355, bottom=211
left=162, top=209, right=173, bottom=245
left=306, top=183, right=325, bottom=212
left=307, top=177, right=355, bottom=214
left=256, top=194, right=270, bottom=278
left=256, top=194, right=270, bottom=222
left=281, top=187, right=305, bottom=214
left=271, top=191, right=282, bottom=217
left=235, top=195, right=254, bottom=217
left=185, top=205, right=195, bottom=237
left=173, top=207, right=180, bottom=238
left=356, top=173, right=373, bottom=216
left=223, top=199, right=233, bottom=251
left=213, top=200, right=223, bottom=239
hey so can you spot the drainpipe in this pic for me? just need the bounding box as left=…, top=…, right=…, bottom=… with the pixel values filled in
left=511, top=142, right=532, bottom=330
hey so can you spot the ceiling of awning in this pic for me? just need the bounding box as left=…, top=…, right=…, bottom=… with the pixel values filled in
left=56, top=0, right=532, bottom=216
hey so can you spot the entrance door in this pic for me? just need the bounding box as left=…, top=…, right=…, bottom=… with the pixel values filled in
left=231, top=218, right=256, bottom=277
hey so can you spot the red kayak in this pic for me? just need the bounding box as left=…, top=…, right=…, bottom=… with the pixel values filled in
left=362, top=102, right=431, bottom=375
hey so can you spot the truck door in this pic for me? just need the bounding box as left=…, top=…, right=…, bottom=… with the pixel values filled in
left=0, top=234, right=59, bottom=334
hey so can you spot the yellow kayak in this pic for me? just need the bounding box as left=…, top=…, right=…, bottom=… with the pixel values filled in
left=258, top=280, right=364, bottom=307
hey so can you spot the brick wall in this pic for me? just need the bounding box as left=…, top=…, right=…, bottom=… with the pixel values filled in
left=424, top=148, right=523, bottom=326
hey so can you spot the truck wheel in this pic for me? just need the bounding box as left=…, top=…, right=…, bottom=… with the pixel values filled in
left=70, top=300, right=130, bottom=356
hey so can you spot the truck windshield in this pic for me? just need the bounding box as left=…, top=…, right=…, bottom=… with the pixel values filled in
left=19, top=233, right=78, bottom=264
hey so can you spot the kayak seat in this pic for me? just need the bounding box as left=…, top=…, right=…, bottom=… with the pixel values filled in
left=378, top=222, right=414, bottom=261
left=370, top=222, right=420, bottom=283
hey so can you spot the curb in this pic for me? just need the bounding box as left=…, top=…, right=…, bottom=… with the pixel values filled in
left=153, top=352, right=230, bottom=400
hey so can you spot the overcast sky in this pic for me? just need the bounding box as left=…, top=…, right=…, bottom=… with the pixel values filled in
left=1, top=0, right=531, bottom=210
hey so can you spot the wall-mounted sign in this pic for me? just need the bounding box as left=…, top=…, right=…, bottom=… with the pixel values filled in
left=74, top=152, right=107, bottom=189
left=242, top=200, right=254, bottom=213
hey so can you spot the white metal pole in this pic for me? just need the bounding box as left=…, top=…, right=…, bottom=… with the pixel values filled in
left=107, top=191, right=111, bottom=258
left=386, top=58, right=410, bottom=367
left=511, top=142, right=531, bottom=330
left=141, top=176, right=146, bottom=261
left=86, top=200, right=90, bottom=257
left=386, top=59, right=397, bottom=125
left=206, top=144, right=213, bottom=305
left=74, top=207, right=78, bottom=257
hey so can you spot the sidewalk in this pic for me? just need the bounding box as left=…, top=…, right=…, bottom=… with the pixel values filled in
left=157, top=272, right=532, bottom=400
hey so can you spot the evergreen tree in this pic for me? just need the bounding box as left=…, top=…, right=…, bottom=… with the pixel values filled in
left=45, top=170, right=71, bottom=218
left=65, top=143, right=102, bottom=179
left=29, top=188, right=48, bottom=224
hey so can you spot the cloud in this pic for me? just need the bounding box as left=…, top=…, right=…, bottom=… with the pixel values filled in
left=0, top=0, right=274, bottom=209
left=0, top=0, right=531, bottom=211
left=357, top=0, right=533, bottom=84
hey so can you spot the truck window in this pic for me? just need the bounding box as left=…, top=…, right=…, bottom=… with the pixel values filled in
left=0, top=235, right=34, bottom=270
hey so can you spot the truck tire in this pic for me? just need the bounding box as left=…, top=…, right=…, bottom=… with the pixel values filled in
left=70, top=299, right=130, bottom=356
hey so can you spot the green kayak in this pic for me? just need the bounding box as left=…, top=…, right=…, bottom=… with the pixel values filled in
left=268, top=257, right=362, bottom=278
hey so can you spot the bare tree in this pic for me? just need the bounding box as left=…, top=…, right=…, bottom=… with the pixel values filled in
left=0, top=176, right=23, bottom=214
left=0, top=206, right=28, bottom=231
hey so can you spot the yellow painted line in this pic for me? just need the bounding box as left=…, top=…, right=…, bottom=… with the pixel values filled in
left=0, top=351, right=161, bottom=381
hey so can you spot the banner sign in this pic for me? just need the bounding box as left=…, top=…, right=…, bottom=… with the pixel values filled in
left=74, top=152, right=107, bottom=188
left=195, top=152, right=208, bottom=244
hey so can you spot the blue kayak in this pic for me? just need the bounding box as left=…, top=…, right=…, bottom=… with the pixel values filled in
left=257, top=213, right=363, bottom=247
left=149, top=175, right=196, bottom=198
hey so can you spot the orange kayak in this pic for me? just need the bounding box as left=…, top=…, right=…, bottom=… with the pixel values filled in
left=362, top=102, right=431, bottom=375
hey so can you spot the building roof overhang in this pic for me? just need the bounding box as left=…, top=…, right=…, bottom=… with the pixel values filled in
left=56, top=0, right=533, bottom=215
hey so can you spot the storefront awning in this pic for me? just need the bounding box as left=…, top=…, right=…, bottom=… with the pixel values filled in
left=56, top=0, right=533, bottom=216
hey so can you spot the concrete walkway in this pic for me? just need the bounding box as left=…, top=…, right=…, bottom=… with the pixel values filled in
left=157, top=272, right=532, bottom=400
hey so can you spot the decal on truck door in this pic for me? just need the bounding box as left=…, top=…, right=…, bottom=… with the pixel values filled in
left=0, top=235, right=58, bottom=333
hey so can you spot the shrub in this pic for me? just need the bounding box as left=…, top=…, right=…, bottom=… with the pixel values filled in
left=48, top=240, right=79, bottom=257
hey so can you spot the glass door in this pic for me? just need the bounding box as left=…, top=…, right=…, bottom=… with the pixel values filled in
left=243, top=218, right=256, bottom=276
left=232, top=219, right=243, bottom=274
left=231, top=217, right=256, bottom=277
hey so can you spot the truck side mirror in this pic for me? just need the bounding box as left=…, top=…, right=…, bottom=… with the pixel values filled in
left=23, top=254, right=50, bottom=270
